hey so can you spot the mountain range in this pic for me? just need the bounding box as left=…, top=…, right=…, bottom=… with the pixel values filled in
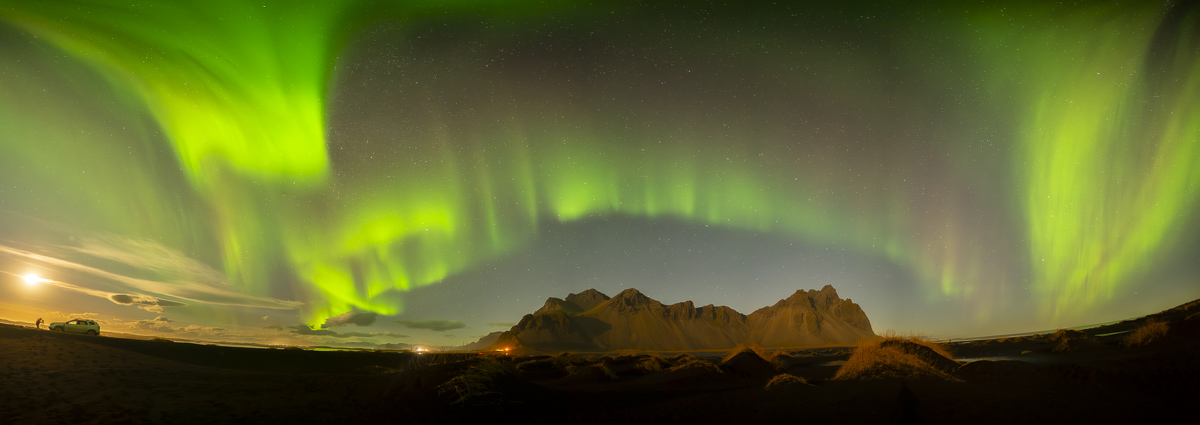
left=479, top=285, right=875, bottom=351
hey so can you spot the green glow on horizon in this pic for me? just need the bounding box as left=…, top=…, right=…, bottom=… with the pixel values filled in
left=1, top=0, right=1197, bottom=330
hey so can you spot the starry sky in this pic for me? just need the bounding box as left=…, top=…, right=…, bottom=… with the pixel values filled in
left=0, top=0, right=1197, bottom=349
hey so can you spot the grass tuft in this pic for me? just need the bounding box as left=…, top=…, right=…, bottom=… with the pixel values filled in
left=764, top=373, right=809, bottom=389
left=668, top=356, right=722, bottom=373
left=1124, top=319, right=1168, bottom=347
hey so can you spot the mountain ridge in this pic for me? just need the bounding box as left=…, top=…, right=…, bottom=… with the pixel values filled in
left=485, top=285, right=874, bottom=351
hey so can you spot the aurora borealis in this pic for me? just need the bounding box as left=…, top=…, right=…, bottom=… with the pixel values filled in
left=0, top=0, right=1197, bottom=347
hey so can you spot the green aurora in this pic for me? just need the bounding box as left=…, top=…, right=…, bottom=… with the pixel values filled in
left=0, top=0, right=1197, bottom=338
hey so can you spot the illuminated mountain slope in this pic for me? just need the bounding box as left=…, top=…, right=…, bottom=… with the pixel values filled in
left=492, top=285, right=874, bottom=351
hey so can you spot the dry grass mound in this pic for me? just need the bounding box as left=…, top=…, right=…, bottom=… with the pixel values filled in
left=1124, top=320, right=1169, bottom=347
left=514, top=356, right=571, bottom=380
left=668, top=356, right=721, bottom=373
left=878, top=339, right=959, bottom=372
left=764, top=373, right=809, bottom=390
left=833, top=335, right=960, bottom=381
left=514, top=357, right=560, bottom=372
left=636, top=355, right=669, bottom=373
left=1049, top=329, right=1096, bottom=352
left=602, top=354, right=659, bottom=378
left=655, top=356, right=726, bottom=387
left=438, top=357, right=514, bottom=405
left=668, top=353, right=700, bottom=366
left=720, top=344, right=768, bottom=361
left=719, top=348, right=776, bottom=379
left=768, top=352, right=794, bottom=369
left=558, top=364, right=618, bottom=385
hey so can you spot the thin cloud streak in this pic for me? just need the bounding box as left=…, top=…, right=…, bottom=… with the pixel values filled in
left=395, top=319, right=466, bottom=331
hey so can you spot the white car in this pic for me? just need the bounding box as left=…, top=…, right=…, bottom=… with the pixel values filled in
left=49, top=319, right=101, bottom=336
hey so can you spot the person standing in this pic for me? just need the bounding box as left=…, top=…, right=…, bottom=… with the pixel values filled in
left=35, top=318, right=43, bottom=329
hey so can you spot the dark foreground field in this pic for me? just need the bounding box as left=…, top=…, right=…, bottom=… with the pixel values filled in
left=3, top=301, right=1198, bottom=425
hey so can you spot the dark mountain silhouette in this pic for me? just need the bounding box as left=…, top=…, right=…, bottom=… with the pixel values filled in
left=485, top=285, right=875, bottom=351
left=458, top=331, right=504, bottom=351
left=532, top=288, right=612, bottom=315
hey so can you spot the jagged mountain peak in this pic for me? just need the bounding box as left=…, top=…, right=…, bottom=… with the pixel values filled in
left=612, top=287, right=645, bottom=299
left=810, top=284, right=843, bottom=310
left=774, top=284, right=842, bottom=308
left=565, top=288, right=610, bottom=311
left=603, top=288, right=659, bottom=312
left=534, top=297, right=582, bottom=315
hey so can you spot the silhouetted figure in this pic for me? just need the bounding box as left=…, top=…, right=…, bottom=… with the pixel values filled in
left=35, top=318, right=44, bottom=329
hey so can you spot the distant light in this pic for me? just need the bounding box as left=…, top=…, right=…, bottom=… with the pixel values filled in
left=22, top=274, right=44, bottom=286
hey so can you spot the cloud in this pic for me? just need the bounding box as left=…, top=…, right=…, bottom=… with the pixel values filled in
left=179, top=325, right=225, bottom=334
left=486, top=322, right=515, bottom=328
left=108, top=294, right=188, bottom=312
left=130, top=319, right=176, bottom=333
left=0, top=239, right=302, bottom=311
left=290, top=325, right=339, bottom=337
left=47, top=311, right=99, bottom=320
left=261, top=316, right=270, bottom=321
left=375, top=343, right=412, bottom=350
left=395, top=319, right=466, bottom=332
left=370, top=331, right=409, bottom=338
left=341, top=331, right=408, bottom=339
left=321, top=310, right=378, bottom=328
left=264, top=324, right=283, bottom=331
left=125, top=317, right=226, bottom=336
left=288, top=325, right=407, bottom=339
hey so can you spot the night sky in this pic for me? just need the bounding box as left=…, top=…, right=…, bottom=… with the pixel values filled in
left=0, top=0, right=1197, bottom=348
